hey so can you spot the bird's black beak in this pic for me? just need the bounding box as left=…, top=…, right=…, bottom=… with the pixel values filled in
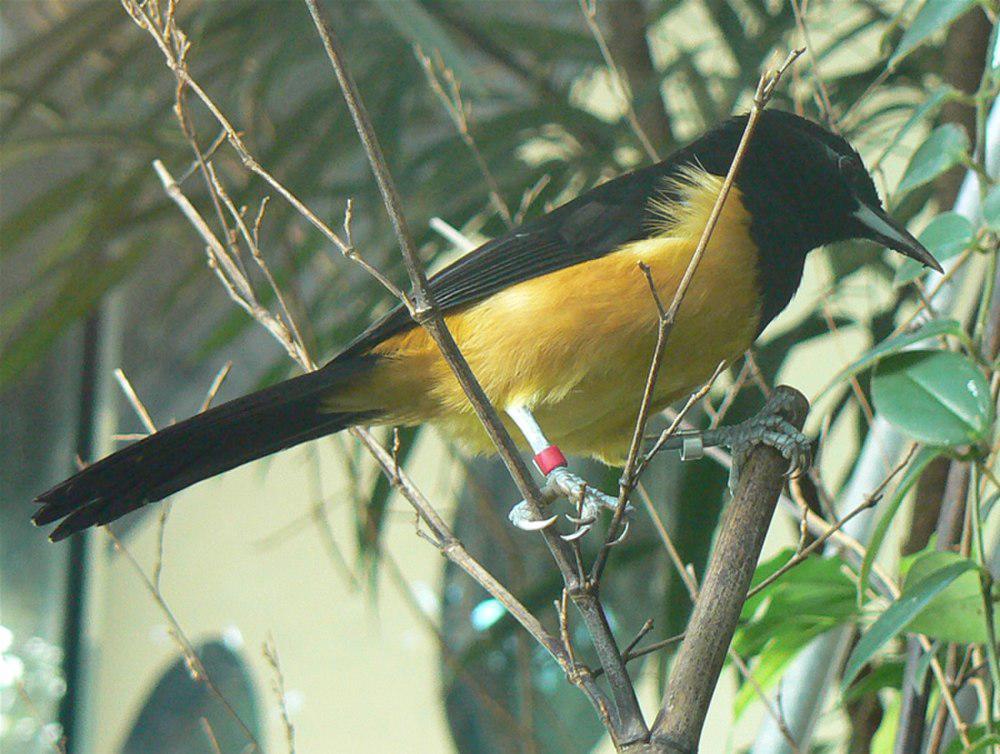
left=852, top=203, right=944, bottom=273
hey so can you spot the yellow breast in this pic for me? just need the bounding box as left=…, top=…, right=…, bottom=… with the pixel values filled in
left=331, top=170, right=763, bottom=463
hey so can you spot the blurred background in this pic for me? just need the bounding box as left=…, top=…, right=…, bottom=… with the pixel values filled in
left=1, top=1, right=995, bottom=752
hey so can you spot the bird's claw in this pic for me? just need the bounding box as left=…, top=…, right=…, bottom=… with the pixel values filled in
left=507, top=467, right=634, bottom=541
left=507, top=502, right=559, bottom=531
left=560, top=525, right=591, bottom=542
left=723, top=412, right=812, bottom=491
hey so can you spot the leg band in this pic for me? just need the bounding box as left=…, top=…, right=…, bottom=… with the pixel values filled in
left=534, top=445, right=568, bottom=475
left=681, top=435, right=704, bottom=461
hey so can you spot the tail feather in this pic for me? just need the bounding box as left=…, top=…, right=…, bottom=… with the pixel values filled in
left=33, top=357, right=379, bottom=541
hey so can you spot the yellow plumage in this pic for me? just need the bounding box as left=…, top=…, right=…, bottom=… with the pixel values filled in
left=328, top=169, right=763, bottom=463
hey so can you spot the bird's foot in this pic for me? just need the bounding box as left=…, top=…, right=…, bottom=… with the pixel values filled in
left=508, top=467, right=634, bottom=542
left=690, top=393, right=811, bottom=490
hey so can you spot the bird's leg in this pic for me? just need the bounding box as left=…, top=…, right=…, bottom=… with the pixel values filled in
left=659, top=389, right=811, bottom=489
left=505, top=406, right=631, bottom=540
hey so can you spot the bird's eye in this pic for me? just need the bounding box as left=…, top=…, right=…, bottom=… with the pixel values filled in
left=837, top=154, right=862, bottom=178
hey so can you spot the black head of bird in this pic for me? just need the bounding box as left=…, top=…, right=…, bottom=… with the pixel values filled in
left=689, top=109, right=942, bottom=272
left=666, top=109, right=941, bottom=327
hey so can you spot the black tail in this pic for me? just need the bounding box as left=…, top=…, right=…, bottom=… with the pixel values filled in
left=33, top=357, right=379, bottom=541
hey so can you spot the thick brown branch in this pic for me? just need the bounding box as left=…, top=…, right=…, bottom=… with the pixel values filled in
left=649, top=386, right=809, bottom=753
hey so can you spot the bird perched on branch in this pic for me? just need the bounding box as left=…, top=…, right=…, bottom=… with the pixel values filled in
left=33, top=110, right=940, bottom=542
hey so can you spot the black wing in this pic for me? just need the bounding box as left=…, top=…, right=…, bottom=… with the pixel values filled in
left=341, top=157, right=685, bottom=358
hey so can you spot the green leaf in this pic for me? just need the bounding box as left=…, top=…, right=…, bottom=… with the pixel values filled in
left=894, top=212, right=974, bottom=285
left=859, top=446, right=945, bottom=604
left=876, top=87, right=953, bottom=167
left=981, top=491, right=1000, bottom=522
left=870, top=691, right=902, bottom=754
left=735, top=555, right=857, bottom=659
left=842, top=659, right=904, bottom=704
left=944, top=726, right=1000, bottom=754
left=842, top=558, right=976, bottom=689
left=983, top=183, right=1000, bottom=231
left=889, top=0, right=978, bottom=68
left=872, top=350, right=992, bottom=446
left=905, top=551, right=989, bottom=643
left=731, top=545, right=856, bottom=718
left=733, top=634, right=810, bottom=720
left=820, top=318, right=968, bottom=399
left=896, top=124, right=970, bottom=196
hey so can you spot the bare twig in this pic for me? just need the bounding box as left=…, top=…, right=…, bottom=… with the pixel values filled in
left=594, top=49, right=803, bottom=580
left=122, top=1, right=344, bottom=256
left=789, top=0, right=837, bottom=129
left=206, top=163, right=308, bottom=354
left=199, top=361, right=233, bottom=412
left=153, top=159, right=311, bottom=367
left=302, top=2, right=648, bottom=741
left=105, top=529, right=262, bottom=752
left=596, top=631, right=686, bottom=678
left=415, top=47, right=513, bottom=226
left=263, top=637, right=296, bottom=754
left=578, top=0, right=660, bottom=161
left=637, top=362, right=726, bottom=473
left=745, top=444, right=917, bottom=601
left=113, top=368, right=156, bottom=434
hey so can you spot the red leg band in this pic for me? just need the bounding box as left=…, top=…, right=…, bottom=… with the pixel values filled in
left=533, top=445, right=568, bottom=475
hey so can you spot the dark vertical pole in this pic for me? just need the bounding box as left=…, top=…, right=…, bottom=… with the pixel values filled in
left=57, top=312, right=102, bottom=752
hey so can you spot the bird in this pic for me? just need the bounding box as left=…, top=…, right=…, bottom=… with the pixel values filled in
left=33, top=109, right=941, bottom=542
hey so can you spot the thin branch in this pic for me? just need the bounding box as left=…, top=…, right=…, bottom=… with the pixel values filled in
left=636, top=362, right=726, bottom=475
left=343, top=424, right=611, bottom=719
left=302, top=2, right=648, bottom=741
left=262, top=636, right=296, bottom=754
left=205, top=163, right=308, bottom=354
left=152, top=159, right=310, bottom=367
left=113, top=368, right=156, bottom=434
left=745, top=444, right=917, bottom=601
left=105, top=529, right=262, bottom=752
left=415, top=47, right=513, bottom=226
left=594, top=48, right=804, bottom=580
left=199, top=360, right=233, bottom=412
left=136, top=2, right=613, bottom=732
left=578, top=0, right=660, bottom=161
left=789, top=0, right=837, bottom=130
left=122, top=2, right=349, bottom=253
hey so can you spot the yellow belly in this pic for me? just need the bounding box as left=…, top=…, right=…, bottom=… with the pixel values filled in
left=329, top=175, right=762, bottom=463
